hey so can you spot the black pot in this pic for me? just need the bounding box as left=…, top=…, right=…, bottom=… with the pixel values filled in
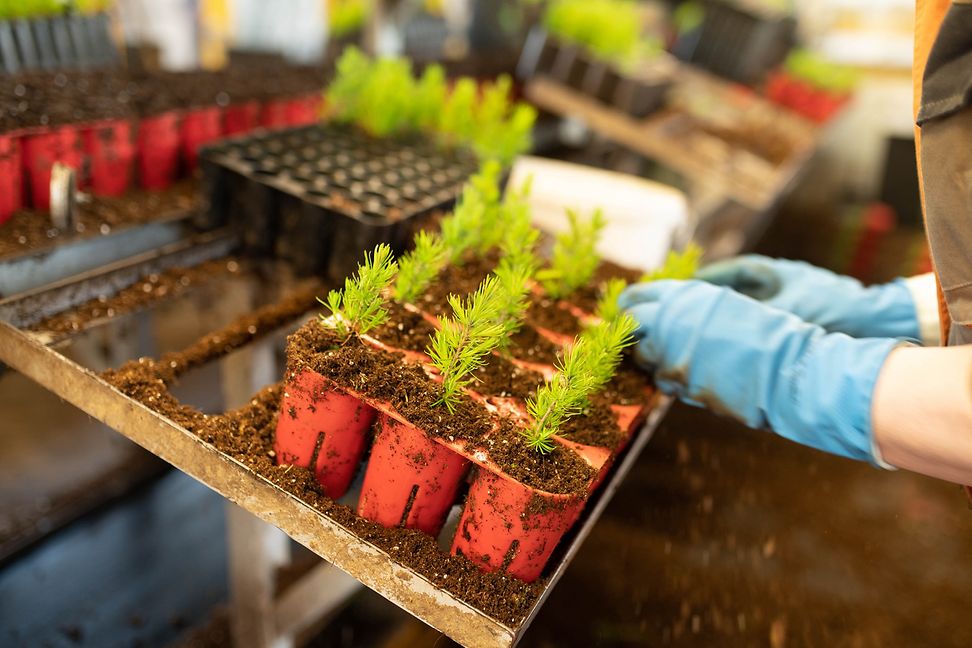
left=616, top=77, right=672, bottom=118
left=31, top=17, right=57, bottom=70
left=85, top=13, right=116, bottom=67
left=49, top=15, right=75, bottom=67
left=67, top=14, right=92, bottom=68
left=0, top=22, right=20, bottom=73
left=564, top=49, right=593, bottom=92
left=549, top=44, right=582, bottom=86
left=12, top=19, right=38, bottom=71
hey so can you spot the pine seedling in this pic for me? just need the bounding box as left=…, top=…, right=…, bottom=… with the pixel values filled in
left=439, top=162, right=504, bottom=262
left=426, top=277, right=507, bottom=412
left=492, top=256, right=534, bottom=349
left=640, top=242, right=702, bottom=282
left=595, top=278, right=628, bottom=322
left=498, top=201, right=540, bottom=277
left=538, top=208, right=607, bottom=299
left=393, top=230, right=449, bottom=304
left=320, top=244, right=398, bottom=339
left=412, top=64, right=447, bottom=132
left=522, top=313, right=637, bottom=453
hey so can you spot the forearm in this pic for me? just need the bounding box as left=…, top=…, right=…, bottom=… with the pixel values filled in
left=873, top=345, right=972, bottom=483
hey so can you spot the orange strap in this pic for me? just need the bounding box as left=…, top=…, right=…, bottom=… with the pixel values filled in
left=914, top=0, right=953, bottom=343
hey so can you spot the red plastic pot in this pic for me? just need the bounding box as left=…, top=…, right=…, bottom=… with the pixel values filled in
left=261, top=99, right=290, bottom=130
left=180, top=105, right=223, bottom=172
left=224, top=101, right=261, bottom=136
left=137, top=111, right=181, bottom=191
left=358, top=412, right=470, bottom=536
left=82, top=119, right=134, bottom=197
left=284, top=94, right=322, bottom=126
left=451, top=468, right=586, bottom=583
left=275, top=369, right=377, bottom=499
left=0, top=133, right=24, bottom=223
left=22, top=125, right=83, bottom=210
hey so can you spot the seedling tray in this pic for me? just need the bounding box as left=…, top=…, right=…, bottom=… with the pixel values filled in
left=522, top=61, right=819, bottom=213
left=0, top=231, right=670, bottom=648
left=518, top=28, right=675, bottom=119
left=201, top=124, right=479, bottom=280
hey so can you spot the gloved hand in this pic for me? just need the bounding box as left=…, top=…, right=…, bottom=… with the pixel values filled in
left=620, top=280, right=907, bottom=464
left=696, top=255, right=921, bottom=341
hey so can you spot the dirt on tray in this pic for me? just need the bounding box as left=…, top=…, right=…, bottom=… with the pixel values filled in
left=527, top=295, right=582, bottom=336
left=508, top=324, right=563, bottom=365
left=600, top=353, right=652, bottom=405
left=0, top=181, right=199, bottom=259
left=416, top=251, right=500, bottom=317
left=103, top=338, right=544, bottom=626
left=30, top=259, right=243, bottom=337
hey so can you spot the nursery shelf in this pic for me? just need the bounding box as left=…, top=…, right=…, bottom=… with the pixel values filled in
left=0, top=243, right=671, bottom=648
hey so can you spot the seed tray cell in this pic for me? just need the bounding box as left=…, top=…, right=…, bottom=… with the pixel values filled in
left=518, top=29, right=673, bottom=119
left=202, top=124, right=478, bottom=280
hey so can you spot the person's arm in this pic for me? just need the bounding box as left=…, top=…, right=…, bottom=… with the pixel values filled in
left=874, top=344, right=972, bottom=483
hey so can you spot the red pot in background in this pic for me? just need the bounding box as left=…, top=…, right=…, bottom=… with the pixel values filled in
left=223, top=101, right=261, bottom=136
left=137, top=111, right=181, bottom=190
left=451, top=468, right=586, bottom=583
left=275, top=369, right=377, bottom=499
left=357, top=412, right=470, bottom=536
left=180, top=105, right=223, bottom=172
left=0, top=133, right=23, bottom=223
left=22, top=125, right=83, bottom=210
left=261, top=99, right=290, bottom=130
left=284, top=94, right=322, bottom=126
left=82, top=119, right=134, bottom=197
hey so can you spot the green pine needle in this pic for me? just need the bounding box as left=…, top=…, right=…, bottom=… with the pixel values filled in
left=426, top=276, right=508, bottom=412
left=319, top=244, right=398, bottom=338
left=595, top=278, right=628, bottom=322
left=640, top=242, right=702, bottom=282
left=522, top=314, right=637, bottom=453
left=393, top=230, right=449, bottom=304
left=539, top=208, right=607, bottom=299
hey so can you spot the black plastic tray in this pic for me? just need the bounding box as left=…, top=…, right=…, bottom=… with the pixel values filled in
left=518, top=28, right=672, bottom=119
left=201, top=124, right=479, bottom=280
left=0, top=13, right=118, bottom=74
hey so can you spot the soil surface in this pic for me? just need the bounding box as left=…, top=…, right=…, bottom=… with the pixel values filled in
left=526, top=294, right=582, bottom=336
left=369, top=301, right=437, bottom=352
left=508, top=324, right=563, bottom=365
left=0, top=181, right=198, bottom=259
left=416, top=251, right=500, bottom=317
left=472, top=353, right=545, bottom=400
left=558, top=396, right=626, bottom=449
left=480, top=425, right=595, bottom=497
left=30, top=259, right=243, bottom=338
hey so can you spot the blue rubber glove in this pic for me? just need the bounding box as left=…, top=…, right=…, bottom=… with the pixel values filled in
left=696, top=255, right=921, bottom=341
left=620, top=280, right=906, bottom=464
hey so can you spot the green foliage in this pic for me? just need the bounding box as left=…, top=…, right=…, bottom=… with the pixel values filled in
left=785, top=49, right=858, bottom=94
left=595, top=278, right=628, bottom=322
left=492, top=255, right=534, bottom=348
left=544, top=0, right=644, bottom=66
left=640, top=242, right=702, bottom=283
left=393, top=230, right=448, bottom=304
left=523, top=314, right=637, bottom=453
left=498, top=188, right=540, bottom=276
left=320, top=244, right=398, bottom=338
left=538, top=208, right=606, bottom=299
left=73, top=0, right=110, bottom=14
left=426, top=277, right=507, bottom=412
left=439, top=162, right=505, bottom=262
left=325, top=50, right=535, bottom=164
left=0, top=0, right=67, bottom=18
left=329, top=0, right=369, bottom=38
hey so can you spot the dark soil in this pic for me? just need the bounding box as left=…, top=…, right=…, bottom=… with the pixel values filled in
left=508, top=324, right=563, bottom=365
left=416, top=251, right=500, bottom=317
left=480, top=425, right=596, bottom=496
left=600, top=353, right=652, bottom=405
left=368, top=301, right=436, bottom=352
left=472, top=353, right=545, bottom=400
left=558, top=396, right=626, bottom=449
left=0, top=181, right=198, bottom=259
left=555, top=260, right=644, bottom=316
left=527, top=294, right=582, bottom=336
left=30, top=259, right=243, bottom=337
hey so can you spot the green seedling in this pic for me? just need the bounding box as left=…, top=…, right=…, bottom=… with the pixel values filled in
left=427, top=276, right=508, bottom=412
left=640, top=242, right=702, bottom=283
left=538, top=208, right=607, bottom=299
left=412, top=63, right=447, bottom=132
left=492, top=255, right=534, bottom=348
left=595, top=277, right=628, bottom=322
left=522, top=313, right=637, bottom=453
left=544, top=0, right=644, bottom=66
left=321, top=243, right=398, bottom=338
left=329, top=0, right=370, bottom=38
left=439, top=162, right=504, bottom=262
left=393, top=230, right=449, bottom=304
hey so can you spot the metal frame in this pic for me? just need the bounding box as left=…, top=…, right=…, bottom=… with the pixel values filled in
left=0, top=273, right=670, bottom=648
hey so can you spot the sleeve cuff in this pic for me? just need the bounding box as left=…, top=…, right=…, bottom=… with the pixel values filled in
left=904, top=273, right=941, bottom=346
